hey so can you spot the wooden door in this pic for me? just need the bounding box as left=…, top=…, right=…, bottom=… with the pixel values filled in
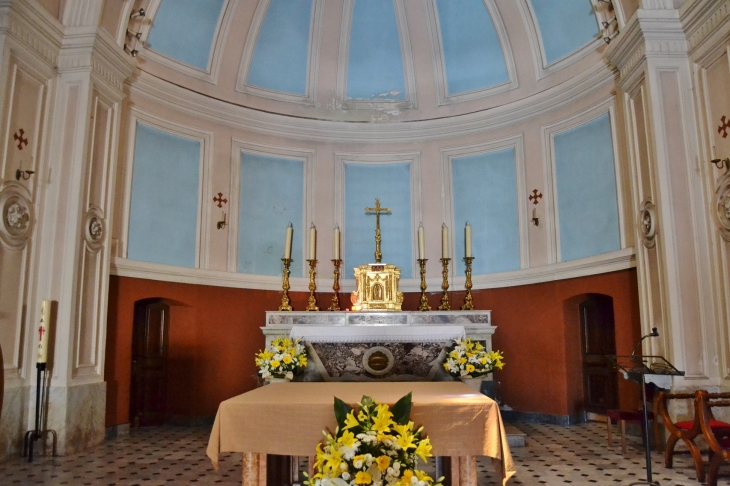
left=580, top=295, right=618, bottom=413
left=129, top=299, right=169, bottom=427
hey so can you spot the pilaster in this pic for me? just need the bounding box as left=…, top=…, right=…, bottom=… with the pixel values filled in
left=0, top=0, right=134, bottom=457
left=607, top=0, right=721, bottom=388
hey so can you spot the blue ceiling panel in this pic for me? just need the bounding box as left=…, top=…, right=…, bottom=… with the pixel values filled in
left=347, top=0, right=406, bottom=100
left=147, top=0, right=225, bottom=71
left=530, top=0, right=599, bottom=64
left=436, top=0, right=508, bottom=94
left=246, top=0, right=314, bottom=95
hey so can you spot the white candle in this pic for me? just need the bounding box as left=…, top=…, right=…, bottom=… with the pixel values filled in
left=465, top=222, right=472, bottom=258
left=309, top=223, right=316, bottom=260
left=37, top=299, right=51, bottom=364
left=284, top=223, right=293, bottom=259
left=418, top=223, right=425, bottom=260
left=334, top=225, right=340, bottom=260
left=442, top=223, right=449, bottom=259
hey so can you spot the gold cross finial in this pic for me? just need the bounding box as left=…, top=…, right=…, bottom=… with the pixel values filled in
left=365, top=198, right=391, bottom=263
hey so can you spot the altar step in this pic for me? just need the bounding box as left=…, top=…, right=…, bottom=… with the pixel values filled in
left=505, top=424, right=526, bottom=448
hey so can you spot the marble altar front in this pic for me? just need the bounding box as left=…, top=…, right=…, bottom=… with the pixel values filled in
left=263, top=311, right=495, bottom=382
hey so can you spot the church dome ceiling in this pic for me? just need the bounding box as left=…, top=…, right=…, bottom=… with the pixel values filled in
left=125, top=0, right=618, bottom=123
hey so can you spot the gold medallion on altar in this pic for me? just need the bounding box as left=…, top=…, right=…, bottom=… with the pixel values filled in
left=350, top=198, right=404, bottom=311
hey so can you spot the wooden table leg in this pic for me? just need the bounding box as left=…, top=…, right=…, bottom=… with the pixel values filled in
left=458, top=456, right=477, bottom=486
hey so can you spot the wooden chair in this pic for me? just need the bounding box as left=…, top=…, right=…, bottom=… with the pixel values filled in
left=606, top=409, right=654, bottom=455
left=697, top=390, right=730, bottom=486
left=656, top=390, right=730, bottom=482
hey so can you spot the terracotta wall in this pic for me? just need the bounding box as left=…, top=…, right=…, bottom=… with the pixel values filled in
left=105, top=269, right=641, bottom=427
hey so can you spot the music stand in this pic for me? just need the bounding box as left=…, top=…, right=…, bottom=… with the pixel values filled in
left=606, top=355, right=684, bottom=486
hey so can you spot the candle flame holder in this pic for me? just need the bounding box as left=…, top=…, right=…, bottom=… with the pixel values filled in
left=306, top=259, right=319, bottom=311
left=417, top=259, right=430, bottom=311
left=329, top=259, right=341, bottom=311
left=461, top=257, right=475, bottom=310
left=438, top=258, right=451, bottom=311
left=278, top=258, right=293, bottom=311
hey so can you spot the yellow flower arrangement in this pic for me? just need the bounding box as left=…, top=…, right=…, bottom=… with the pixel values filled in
left=442, top=338, right=504, bottom=378
left=254, top=336, right=308, bottom=380
left=305, top=393, right=443, bottom=486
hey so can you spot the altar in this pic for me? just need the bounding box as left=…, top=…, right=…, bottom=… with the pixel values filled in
left=206, top=382, right=516, bottom=486
left=263, top=310, right=496, bottom=382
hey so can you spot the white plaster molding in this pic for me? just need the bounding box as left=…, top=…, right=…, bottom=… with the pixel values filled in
left=334, top=151, right=422, bottom=278
left=681, top=0, right=730, bottom=55
left=61, top=0, right=103, bottom=28
left=3, top=0, right=63, bottom=69
left=127, top=61, right=616, bottom=144
left=641, top=0, right=675, bottom=9
left=235, top=0, right=323, bottom=105
left=122, top=108, right=212, bottom=269
left=136, top=0, right=236, bottom=85
left=228, top=140, right=315, bottom=277
left=114, top=0, right=134, bottom=46
left=541, top=98, right=623, bottom=263
left=423, top=0, right=518, bottom=106
left=111, top=246, right=636, bottom=293
left=517, top=0, right=606, bottom=80
left=439, top=134, right=528, bottom=271
left=607, top=5, right=689, bottom=84
left=335, top=0, right=417, bottom=111
left=89, top=29, right=135, bottom=99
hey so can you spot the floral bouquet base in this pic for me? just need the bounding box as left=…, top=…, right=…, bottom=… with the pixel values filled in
left=443, top=338, right=504, bottom=380
left=305, top=393, right=443, bottom=486
left=255, top=336, right=308, bottom=381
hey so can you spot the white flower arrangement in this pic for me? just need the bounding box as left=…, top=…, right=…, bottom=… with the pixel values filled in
left=442, top=338, right=504, bottom=378
left=254, top=336, right=308, bottom=380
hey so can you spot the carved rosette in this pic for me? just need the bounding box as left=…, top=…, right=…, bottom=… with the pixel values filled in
left=639, top=199, right=657, bottom=249
left=0, top=183, right=34, bottom=250
left=84, top=206, right=105, bottom=252
left=716, top=171, right=730, bottom=242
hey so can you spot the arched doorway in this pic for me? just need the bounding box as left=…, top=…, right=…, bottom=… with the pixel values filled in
left=129, top=298, right=170, bottom=427
left=580, top=294, right=618, bottom=414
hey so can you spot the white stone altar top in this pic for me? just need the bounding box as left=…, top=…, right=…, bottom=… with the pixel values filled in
left=263, top=310, right=495, bottom=347
left=289, top=325, right=466, bottom=343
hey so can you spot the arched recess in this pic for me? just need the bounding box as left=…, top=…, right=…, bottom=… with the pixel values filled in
left=563, top=293, right=641, bottom=420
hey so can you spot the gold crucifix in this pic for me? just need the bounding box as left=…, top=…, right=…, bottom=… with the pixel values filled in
left=365, top=198, right=391, bottom=263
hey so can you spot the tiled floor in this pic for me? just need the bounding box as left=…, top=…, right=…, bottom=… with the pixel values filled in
left=0, top=421, right=728, bottom=485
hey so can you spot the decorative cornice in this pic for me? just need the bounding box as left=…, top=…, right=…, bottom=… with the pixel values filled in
left=607, top=6, right=689, bottom=83
left=110, top=247, right=635, bottom=293
left=127, top=60, right=616, bottom=143
left=681, top=0, right=730, bottom=54
left=90, top=29, right=135, bottom=97
left=3, top=0, right=63, bottom=69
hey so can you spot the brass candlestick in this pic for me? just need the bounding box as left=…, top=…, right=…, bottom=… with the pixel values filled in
left=278, top=258, right=293, bottom=311
left=461, top=256, right=474, bottom=310
left=329, top=259, right=341, bottom=311
left=306, top=259, right=319, bottom=311
left=417, top=259, right=430, bottom=311
left=438, top=258, right=451, bottom=311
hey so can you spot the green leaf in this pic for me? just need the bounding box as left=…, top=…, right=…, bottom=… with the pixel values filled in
left=391, top=392, right=412, bottom=425
left=334, top=396, right=352, bottom=430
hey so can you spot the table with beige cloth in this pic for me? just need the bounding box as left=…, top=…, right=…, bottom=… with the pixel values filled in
left=207, top=382, right=516, bottom=486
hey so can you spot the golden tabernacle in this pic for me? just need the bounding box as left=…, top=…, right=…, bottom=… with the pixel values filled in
left=351, top=263, right=404, bottom=311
